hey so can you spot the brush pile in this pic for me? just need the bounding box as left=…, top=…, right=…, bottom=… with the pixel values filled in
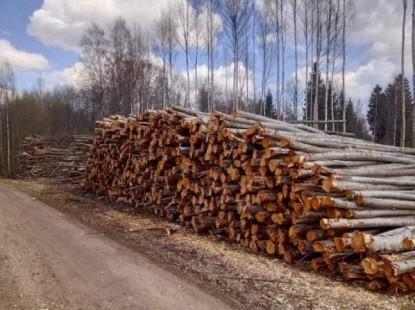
left=85, top=107, right=415, bottom=293
left=15, top=134, right=93, bottom=183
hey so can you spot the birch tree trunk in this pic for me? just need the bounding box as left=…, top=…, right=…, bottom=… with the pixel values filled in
left=210, top=2, right=215, bottom=112
left=394, top=82, right=398, bottom=146
left=304, top=1, right=309, bottom=121
left=342, top=0, right=346, bottom=132
left=207, top=0, right=211, bottom=112
left=412, top=0, right=415, bottom=147
left=245, top=2, right=250, bottom=109
left=293, top=0, right=298, bottom=120
left=324, top=1, right=333, bottom=131
left=6, top=97, right=10, bottom=175
left=275, top=0, right=281, bottom=118
left=252, top=1, right=256, bottom=112
left=313, top=1, right=321, bottom=127
left=281, top=0, right=286, bottom=120
left=331, top=0, right=340, bottom=131
left=0, top=94, right=3, bottom=174
left=194, top=5, right=200, bottom=109
left=401, top=0, right=407, bottom=147
left=310, top=2, right=315, bottom=122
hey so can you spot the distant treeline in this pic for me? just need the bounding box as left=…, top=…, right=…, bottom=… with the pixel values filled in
left=0, top=76, right=94, bottom=176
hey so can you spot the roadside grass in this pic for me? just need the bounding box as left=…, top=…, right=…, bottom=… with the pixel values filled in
left=1, top=178, right=87, bottom=204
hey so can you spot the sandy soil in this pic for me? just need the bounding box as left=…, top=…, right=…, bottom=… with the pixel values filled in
left=2, top=179, right=415, bottom=310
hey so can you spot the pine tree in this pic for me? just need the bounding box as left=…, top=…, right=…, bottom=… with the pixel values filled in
left=345, top=99, right=355, bottom=133
left=367, top=85, right=384, bottom=142
left=382, top=75, right=413, bottom=146
left=346, top=99, right=370, bottom=140
left=304, top=63, right=326, bottom=128
left=265, top=90, right=275, bottom=118
left=198, top=83, right=209, bottom=112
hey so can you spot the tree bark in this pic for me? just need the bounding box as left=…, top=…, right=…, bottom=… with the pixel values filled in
left=342, top=0, right=346, bottom=132
left=321, top=217, right=415, bottom=230
left=401, top=0, right=407, bottom=146
left=293, top=0, right=298, bottom=120
left=324, top=1, right=332, bottom=131
left=304, top=1, right=309, bottom=122
left=313, top=1, right=321, bottom=127
left=413, top=0, right=415, bottom=146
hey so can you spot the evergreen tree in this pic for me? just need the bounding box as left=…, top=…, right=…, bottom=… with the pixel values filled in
left=265, top=90, right=275, bottom=118
left=346, top=99, right=370, bottom=140
left=345, top=99, right=356, bottom=133
left=304, top=63, right=327, bottom=129
left=367, top=85, right=385, bottom=143
left=198, top=83, right=209, bottom=112
left=381, top=75, right=413, bottom=146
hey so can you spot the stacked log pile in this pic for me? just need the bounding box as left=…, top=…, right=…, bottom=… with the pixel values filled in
left=15, top=134, right=92, bottom=183
left=85, top=107, right=415, bottom=293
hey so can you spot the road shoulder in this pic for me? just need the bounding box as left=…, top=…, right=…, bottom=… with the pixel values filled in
left=2, top=179, right=415, bottom=310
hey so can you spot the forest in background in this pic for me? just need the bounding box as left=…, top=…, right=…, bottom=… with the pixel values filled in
left=0, top=0, right=413, bottom=176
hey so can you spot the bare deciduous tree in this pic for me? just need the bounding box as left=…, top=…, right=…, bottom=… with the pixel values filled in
left=203, top=0, right=221, bottom=112
left=155, top=6, right=178, bottom=108
left=342, top=0, right=346, bottom=132
left=330, top=0, right=341, bottom=131
left=324, top=0, right=333, bottom=131
left=413, top=0, right=415, bottom=146
left=193, top=0, right=202, bottom=107
left=313, top=0, right=322, bottom=126
left=280, top=0, right=287, bottom=120
left=222, top=0, right=252, bottom=110
left=80, top=23, right=108, bottom=118
left=401, top=0, right=407, bottom=147
left=259, top=0, right=275, bottom=115
left=176, top=0, right=192, bottom=108
left=291, top=0, right=298, bottom=120
left=301, top=0, right=310, bottom=121
left=0, top=61, right=15, bottom=176
left=274, top=0, right=281, bottom=117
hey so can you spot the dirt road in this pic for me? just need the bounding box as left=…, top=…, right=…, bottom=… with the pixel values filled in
left=0, top=182, right=232, bottom=310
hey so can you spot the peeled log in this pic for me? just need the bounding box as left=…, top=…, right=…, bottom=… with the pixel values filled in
left=345, top=209, right=415, bottom=219
left=309, top=151, right=415, bottom=165
left=352, top=226, right=415, bottom=253
left=321, top=217, right=415, bottom=230
left=347, top=190, right=415, bottom=201
left=320, top=197, right=359, bottom=210
left=323, top=179, right=412, bottom=193
left=339, top=176, right=415, bottom=187
left=356, top=198, right=415, bottom=210
left=384, top=256, right=415, bottom=277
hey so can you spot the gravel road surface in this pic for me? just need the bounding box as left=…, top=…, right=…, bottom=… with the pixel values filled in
left=0, top=182, right=232, bottom=310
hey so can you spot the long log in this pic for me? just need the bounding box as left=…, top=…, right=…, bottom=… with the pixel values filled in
left=321, top=218, right=415, bottom=230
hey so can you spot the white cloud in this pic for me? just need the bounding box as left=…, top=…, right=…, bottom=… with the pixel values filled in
left=27, top=0, right=167, bottom=52
left=182, top=61, right=256, bottom=106
left=0, top=39, right=49, bottom=71
left=291, top=0, right=412, bottom=109
left=344, top=0, right=411, bottom=105
left=45, top=62, right=84, bottom=88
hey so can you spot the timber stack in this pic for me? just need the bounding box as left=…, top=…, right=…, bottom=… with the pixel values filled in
left=16, top=134, right=92, bottom=183
left=85, top=106, right=415, bottom=293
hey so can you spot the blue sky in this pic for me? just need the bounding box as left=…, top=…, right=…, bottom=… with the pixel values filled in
left=0, top=0, right=79, bottom=90
left=0, top=0, right=411, bottom=109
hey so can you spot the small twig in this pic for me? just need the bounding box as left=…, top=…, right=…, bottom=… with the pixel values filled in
left=220, top=276, right=287, bottom=283
left=296, top=252, right=312, bottom=264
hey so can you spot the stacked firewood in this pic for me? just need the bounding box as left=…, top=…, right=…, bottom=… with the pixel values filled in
left=15, top=134, right=92, bottom=183
left=85, top=107, right=415, bottom=293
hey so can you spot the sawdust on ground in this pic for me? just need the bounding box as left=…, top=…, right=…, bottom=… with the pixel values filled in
left=4, top=178, right=415, bottom=310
